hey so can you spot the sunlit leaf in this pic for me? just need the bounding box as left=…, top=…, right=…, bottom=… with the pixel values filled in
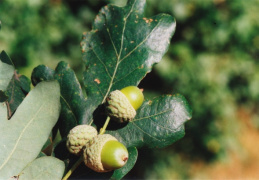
left=81, top=0, right=176, bottom=124
left=108, top=94, right=192, bottom=148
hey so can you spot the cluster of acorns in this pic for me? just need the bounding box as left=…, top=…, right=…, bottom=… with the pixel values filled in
left=66, top=86, right=144, bottom=172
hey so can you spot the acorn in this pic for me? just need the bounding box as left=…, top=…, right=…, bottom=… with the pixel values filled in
left=83, top=134, right=128, bottom=173
left=105, top=86, right=144, bottom=123
left=66, top=125, right=98, bottom=156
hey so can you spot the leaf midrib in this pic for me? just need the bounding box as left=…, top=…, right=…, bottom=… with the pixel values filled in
left=0, top=104, right=44, bottom=171
left=101, top=0, right=137, bottom=104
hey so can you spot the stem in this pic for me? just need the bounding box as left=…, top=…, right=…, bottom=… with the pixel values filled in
left=99, top=116, right=111, bottom=135
left=62, top=156, right=84, bottom=180
left=62, top=116, right=111, bottom=180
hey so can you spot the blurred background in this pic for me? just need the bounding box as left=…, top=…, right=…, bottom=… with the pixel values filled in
left=1, top=0, right=259, bottom=179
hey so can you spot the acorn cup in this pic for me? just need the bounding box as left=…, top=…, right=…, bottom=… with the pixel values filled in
left=105, top=86, right=144, bottom=123
left=83, top=134, right=128, bottom=173
left=66, top=125, right=98, bottom=156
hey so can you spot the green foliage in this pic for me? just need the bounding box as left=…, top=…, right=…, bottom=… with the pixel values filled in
left=31, top=62, right=87, bottom=137
left=0, top=70, right=61, bottom=179
left=108, top=94, right=191, bottom=148
left=81, top=0, right=176, bottom=124
left=0, top=0, right=87, bottom=78
left=147, top=0, right=259, bottom=160
left=0, top=0, right=193, bottom=179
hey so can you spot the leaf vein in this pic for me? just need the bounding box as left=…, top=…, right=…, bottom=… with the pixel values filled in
left=91, top=46, right=112, bottom=79
left=133, top=108, right=174, bottom=122
left=60, top=95, right=77, bottom=123
left=131, top=121, right=161, bottom=141
left=101, top=0, right=137, bottom=103
left=119, top=19, right=162, bottom=63
left=0, top=104, right=45, bottom=171
left=112, top=65, right=140, bottom=85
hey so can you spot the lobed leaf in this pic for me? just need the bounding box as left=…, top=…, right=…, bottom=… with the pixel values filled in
left=0, top=50, right=14, bottom=66
left=31, top=61, right=87, bottom=137
left=31, top=65, right=55, bottom=86
left=5, top=72, right=31, bottom=118
left=0, top=51, right=30, bottom=119
left=18, top=156, right=65, bottom=180
left=0, top=81, right=61, bottom=179
left=107, top=94, right=192, bottom=149
left=81, top=0, right=176, bottom=124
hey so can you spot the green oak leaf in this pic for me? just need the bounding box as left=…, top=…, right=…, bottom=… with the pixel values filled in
left=0, top=51, right=14, bottom=66
left=0, top=81, right=61, bottom=179
left=0, top=51, right=15, bottom=100
left=31, top=61, right=87, bottom=137
left=18, top=156, right=65, bottom=180
left=81, top=0, right=176, bottom=124
left=31, top=65, right=55, bottom=86
left=5, top=71, right=31, bottom=118
left=107, top=94, right=192, bottom=149
left=0, top=51, right=30, bottom=119
left=111, top=147, right=138, bottom=180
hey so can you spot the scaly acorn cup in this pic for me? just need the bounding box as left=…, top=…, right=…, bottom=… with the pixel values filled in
left=83, top=134, right=128, bottom=173
left=66, top=125, right=98, bottom=156
left=105, top=86, right=144, bottom=123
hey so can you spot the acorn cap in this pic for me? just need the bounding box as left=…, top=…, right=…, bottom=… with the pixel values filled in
left=84, top=134, right=117, bottom=172
left=105, top=90, right=136, bottom=123
left=66, top=125, right=98, bottom=156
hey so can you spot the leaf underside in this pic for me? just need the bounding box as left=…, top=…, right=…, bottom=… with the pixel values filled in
left=18, top=156, right=65, bottom=180
left=0, top=51, right=15, bottom=100
left=0, top=81, right=61, bottom=179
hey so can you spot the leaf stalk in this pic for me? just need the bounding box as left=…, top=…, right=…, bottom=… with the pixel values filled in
left=99, top=116, right=111, bottom=135
left=62, top=156, right=84, bottom=180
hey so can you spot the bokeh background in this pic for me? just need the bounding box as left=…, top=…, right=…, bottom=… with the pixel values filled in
left=1, top=0, right=259, bottom=179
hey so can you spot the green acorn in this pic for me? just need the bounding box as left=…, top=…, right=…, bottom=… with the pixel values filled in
left=105, top=86, right=144, bottom=123
left=83, top=134, right=128, bottom=173
left=66, top=125, right=98, bottom=156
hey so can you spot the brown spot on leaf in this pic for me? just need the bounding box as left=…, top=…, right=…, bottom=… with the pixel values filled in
left=130, top=41, right=134, bottom=43
left=94, top=79, right=101, bottom=84
left=143, top=18, right=153, bottom=23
